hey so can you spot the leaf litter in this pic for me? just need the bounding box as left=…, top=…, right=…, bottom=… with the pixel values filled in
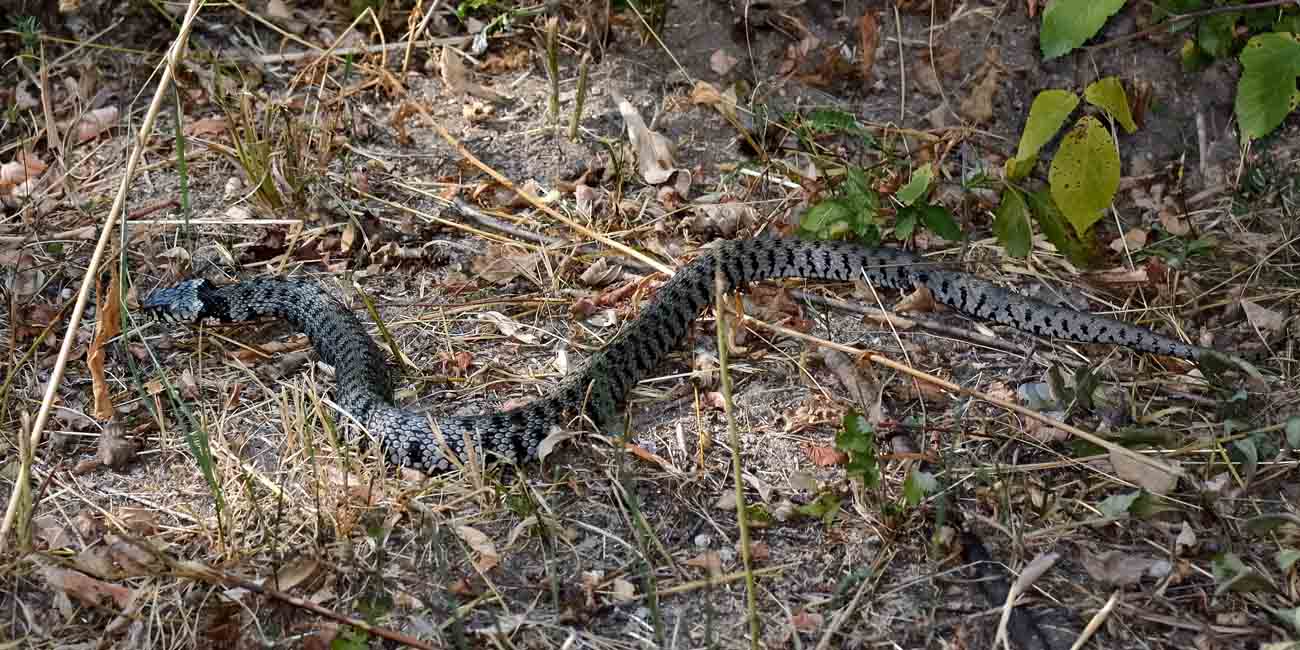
left=1, top=3, right=1297, bottom=649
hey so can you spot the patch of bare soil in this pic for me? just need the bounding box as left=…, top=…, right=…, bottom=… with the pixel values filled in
left=2, top=1, right=1298, bottom=649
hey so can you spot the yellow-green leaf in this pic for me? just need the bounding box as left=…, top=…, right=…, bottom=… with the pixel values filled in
left=1005, top=89, right=1079, bottom=181
left=1084, top=76, right=1137, bottom=133
left=1049, top=116, right=1119, bottom=237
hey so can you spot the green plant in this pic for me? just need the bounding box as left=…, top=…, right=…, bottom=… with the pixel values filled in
left=1038, top=1, right=1300, bottom=140
left=995, top=77, right=1137, bottom=265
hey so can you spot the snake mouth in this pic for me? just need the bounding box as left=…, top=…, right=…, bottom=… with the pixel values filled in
left=141, top=278, right=213, bottom=324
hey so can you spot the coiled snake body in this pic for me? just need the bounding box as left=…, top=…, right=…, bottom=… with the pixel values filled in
left=144, top=239, right=1211, bottom=473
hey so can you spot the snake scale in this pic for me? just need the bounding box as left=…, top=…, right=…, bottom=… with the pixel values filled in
left=144, top=238, right=1213, bottom=473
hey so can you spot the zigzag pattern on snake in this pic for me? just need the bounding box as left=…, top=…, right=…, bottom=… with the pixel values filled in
left=143, top=238, right=1214, bottom=473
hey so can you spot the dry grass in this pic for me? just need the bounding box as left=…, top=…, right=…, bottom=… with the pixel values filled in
left=2, top=2, right=1299, bottom=650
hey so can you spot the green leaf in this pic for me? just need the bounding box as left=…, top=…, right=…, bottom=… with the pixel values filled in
left=1235, top=32, right=1300, bottom=139
left=1232, top=436, right=1258, bottom=481
left=836, top=411, right=879, bottom=488
left=1049, top=116, right=1120, bottom=237
left=1196, top=12, right=1237, bottom=59
left=1212, top=552, right=1277, bottom=596
left=1286, top=416, right=1300, bottom=449
left=1270, top=606, right=1300, bottom=637
left=1040, top=0, right=1127, bottom=60
left=796, top=491, right=843, bottom=527
left=895, top=163, right=934, bottom=206
left=1097, top=490, right=1140, bottom=517
left=1084, top=76, right=1137, bottom=133
left=895, top=208, right=917, bottom=240
left=1180, top=38, right=1213, bottom=72
left=1006, top=89, right=1079, bottom=181
left=918, top=204, right=961, bottom=241
left=800, top=198, right=855, bottom=238
left=1025, top=189, right=1095, bottom=267
left=1278, top=549, right=1300, bottom=573
left=994, top=186, right=1032, bottom=257
left=903, top=469, right=939, bottom=506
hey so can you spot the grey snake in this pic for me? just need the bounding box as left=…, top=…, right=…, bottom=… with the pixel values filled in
left=143, top=238, right=1216, bottom=473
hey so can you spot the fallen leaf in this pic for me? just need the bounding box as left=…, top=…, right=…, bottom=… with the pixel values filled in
left=456, top=526, right=501, bottom=572
left=89, top=270, right=123, bottom=419
left=611, top=578, right=636, bottom=601
left=709, top=49, right=738, bottom=76
left=1109, top=449, right=1178, bottom=495
left=40, top=565, right=135, bottom=610
left=685, top=551, right=722, bottom=575
left=441, top=45, right=509, bottom=103
left=857, top=11, right=880, bottom=82
left=959, top=48, right=1002, bottom=124
left=478, top=311, right=538, bottom=344
left=1082, top=550, right=1157, bottom=587
left=72, top=106, right=118, bottom=143
left=268, top=558, right=318, bottom=592
left=1241, top=299, right=1286, bottom=334
left=1109, top=227, right=1148, bottom=253
left=578, top=258, right=621, bottom=287
left=471, top=244, right=541, bottom=285
left=792, top=609, right=824, bottom=632
left=612, top=90, right=678, bottom=185
left=804, top=444, right=848, bottom=467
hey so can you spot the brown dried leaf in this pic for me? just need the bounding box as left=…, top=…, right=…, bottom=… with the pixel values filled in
left=1241, top=299, right=1286, bottom=334
left=40, top=565, right=135, bottom=610
left=685, top=551, right=722, bottom=575
left=1110, top=448, right=1178, bottom=495
left=73, top=106, right=118, bottom=143
left=804, top=444, right=848, bottom=467
left=612, top=90, right=678, bottom=185
left=456, top=525, right=501, bottom=573
left=857, top=11, right=880, bottom=82
left=1082, top=550, right=1157, bottom=587
left=578, top=258, right=622, bottom=287
left=792, top=609, right=824, bottom=632
left=471, top=244, right=541, bottom=285
left=88, top=268, right=122, bottom=417
left=959, top=48, right=1002, bottom=124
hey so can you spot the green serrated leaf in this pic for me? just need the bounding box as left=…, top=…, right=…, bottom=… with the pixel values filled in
left=895, top=163, right=933, bottom=206
left=1050, top=116, right=1120, bottom=237
left=919, top=204, right=961, bottom=241
left=1040, top=0, right=1127, bottom=60
left=837, top=411, right=879, bottom=488
left=1235, top=32, right=1300, bottom=139
left=1097, top=490, right=1140, bottom=518
left=1084, top=76, right=1137, bottom=133
left=1006, top=89, right=1079, bottom=181
left=995, top=187, right=1032, bottom=257
left=903, top=469, right=939, bottom=507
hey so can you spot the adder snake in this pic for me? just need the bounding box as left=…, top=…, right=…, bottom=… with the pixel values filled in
left=144, top=238, right=1215, bottom=473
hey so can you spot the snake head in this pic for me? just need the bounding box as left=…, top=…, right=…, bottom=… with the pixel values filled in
left=142, top=278, right=216, bottom=324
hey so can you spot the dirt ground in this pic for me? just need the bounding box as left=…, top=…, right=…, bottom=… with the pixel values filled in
left=2, top=1, right=1298, bottom=649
